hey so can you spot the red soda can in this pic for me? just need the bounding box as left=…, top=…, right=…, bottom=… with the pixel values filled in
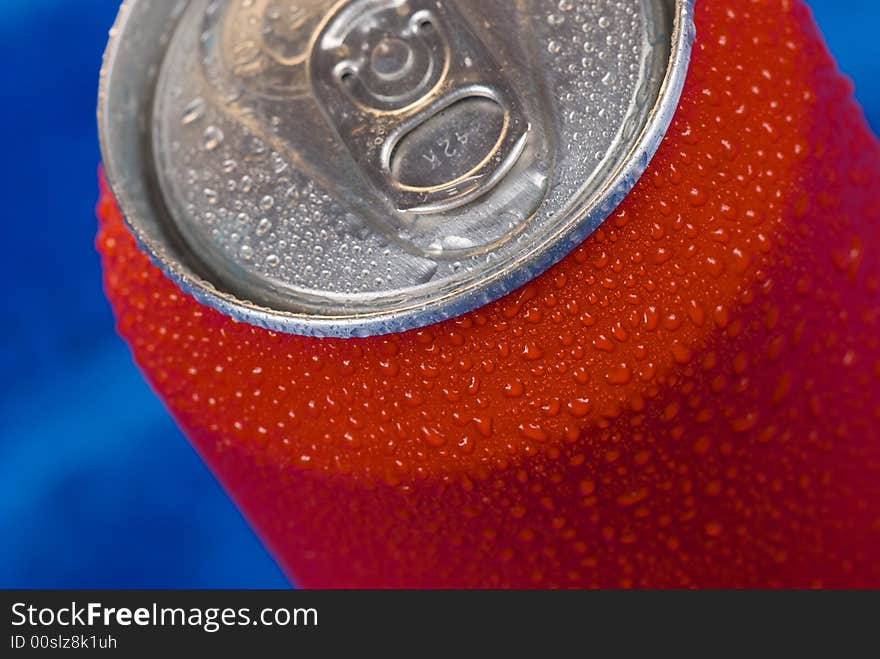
left=97, top=0, right=880, bottom=587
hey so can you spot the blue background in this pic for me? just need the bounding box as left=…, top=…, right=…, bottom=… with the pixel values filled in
left=1, top=0, right=878, bottom=588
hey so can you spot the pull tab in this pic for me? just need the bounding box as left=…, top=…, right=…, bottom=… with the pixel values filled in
left=310, top=0, right=531, bottom=214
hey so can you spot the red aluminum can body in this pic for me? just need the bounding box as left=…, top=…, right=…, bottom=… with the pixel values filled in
left=98, top=0, right=880, bottom=587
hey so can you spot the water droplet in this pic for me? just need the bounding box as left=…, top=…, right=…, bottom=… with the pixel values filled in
left=181, top=98, right=205, bottom=125
left=203, top=125, right=224, bottom=151
left=256, top=218, right=273, bottom=237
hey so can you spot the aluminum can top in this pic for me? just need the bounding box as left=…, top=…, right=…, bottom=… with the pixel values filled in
left=99, top=0, right=695, bottom=337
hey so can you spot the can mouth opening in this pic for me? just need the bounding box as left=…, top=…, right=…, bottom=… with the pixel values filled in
left=98, top=0, right=696, bottom=338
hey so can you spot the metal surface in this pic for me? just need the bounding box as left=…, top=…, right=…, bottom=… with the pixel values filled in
left=99, top=0, right=696, bottom=338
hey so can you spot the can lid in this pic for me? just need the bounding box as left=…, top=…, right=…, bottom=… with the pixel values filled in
left=99, top=0, right=695, bottom=338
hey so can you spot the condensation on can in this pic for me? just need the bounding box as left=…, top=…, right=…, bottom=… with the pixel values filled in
left=99, top=0, right=695, bottom=338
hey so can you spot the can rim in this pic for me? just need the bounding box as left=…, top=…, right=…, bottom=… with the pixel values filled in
left=98, top=0, right=696, bottom=338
